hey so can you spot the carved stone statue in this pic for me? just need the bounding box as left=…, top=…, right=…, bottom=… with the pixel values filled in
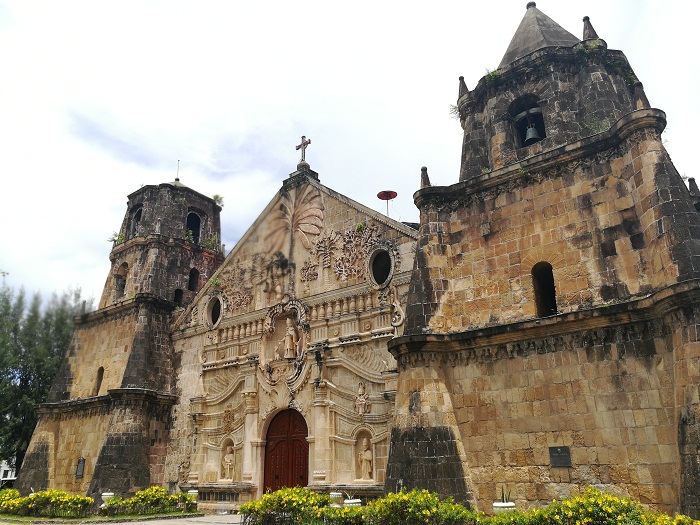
left=358, top=438, right=373, bottom=480
left=221, top=446, right=235, bottom=479
left=354, top=382, right=371, bottom=414
left=275, top=318, right=299, bottom=359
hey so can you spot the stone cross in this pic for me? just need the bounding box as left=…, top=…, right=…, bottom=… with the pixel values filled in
left=296, top=135, right=311, bottom=162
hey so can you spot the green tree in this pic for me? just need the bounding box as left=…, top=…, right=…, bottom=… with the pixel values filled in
left=0, top=278, right=90, bottom=470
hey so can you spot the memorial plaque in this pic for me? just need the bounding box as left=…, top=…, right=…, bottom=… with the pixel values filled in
left=549, top=446, right=571, bottom=467
left=75, top=457, right=85, bottom=478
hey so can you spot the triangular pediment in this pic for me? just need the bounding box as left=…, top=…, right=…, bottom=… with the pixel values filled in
left=173, top=173, right=418, bottom=331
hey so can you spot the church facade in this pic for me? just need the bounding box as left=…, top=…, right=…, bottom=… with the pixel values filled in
left=16, top=3, right=700, bottom=518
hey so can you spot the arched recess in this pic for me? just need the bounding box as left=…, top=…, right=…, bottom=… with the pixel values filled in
left=355, top=430, right=374, bottom=481
left=115, top=263, right=128, bottom=299
left=93, top=367, right=104, bottom=396
left=509, top=94, right=546, bottom=147
left=188, top=268, right=200, bottom=291
left=186, top=211, right=201, bottom=244
left=263, top=409, right=308, bottom=492
left=532, top=262, right=557, bottom=317
left=173, top=289, right=184, bottom=306
left=129, top=205, right=143, bottom=239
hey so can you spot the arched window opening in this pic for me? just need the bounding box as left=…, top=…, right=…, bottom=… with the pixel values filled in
left=93, top=367, right=104, bottom=396
left=532, top=262, right=557, bottom=317
left=186, top=212, right=201, bottom=244
left=509, top=94, right=546, bottom=148
left=129, top=206, right=143, bottom=239
left=115, top=263, right=128, bottom=298
left=188, top=268, right=200, bottom=291
left=174, top=289, right=184, bottom=305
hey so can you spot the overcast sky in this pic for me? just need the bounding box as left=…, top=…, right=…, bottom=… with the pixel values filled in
left=1, top=1, right=697, bottom=304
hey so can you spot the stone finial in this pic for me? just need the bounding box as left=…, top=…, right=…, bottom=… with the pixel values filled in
left=633, top=82, right=651, bottom=110
left=420, top=166, right=431, bottom=189
left=458, top=76, right=468, bottom=99
left=582, top=15, right=599, bottom=40
left=526, top=2, right=536, bottom=9
left=688, top=178, right=700, bottom=197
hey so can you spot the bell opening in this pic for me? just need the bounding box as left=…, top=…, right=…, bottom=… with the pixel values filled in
left=510, top=95, right=547, bottom=148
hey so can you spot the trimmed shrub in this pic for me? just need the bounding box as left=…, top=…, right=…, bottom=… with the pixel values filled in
left=0, top=489, right=92, bottom=518
left=237, top=486, right=699, bottom=525
left=239, top=486, right=329, bottom=524
left=101, top=486, right=195, bottom=516
left=364, top=488, right=477, bottom=525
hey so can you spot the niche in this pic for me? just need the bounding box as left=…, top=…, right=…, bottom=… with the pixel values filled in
left=532, top=261, right=557, bottom=317
left=509, top=94, right=546, bottom=148
left=93, top=367, right=104, bottom=396
left=186, top=211, right=201, bottom=244
left=115, top=263, right=128, bottom=298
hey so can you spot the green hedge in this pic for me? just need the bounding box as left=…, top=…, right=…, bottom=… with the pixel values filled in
left=239, top=487, right=700, bottom=525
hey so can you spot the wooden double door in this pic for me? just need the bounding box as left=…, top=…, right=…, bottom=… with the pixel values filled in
left=264, top=409, right=308, bottom=491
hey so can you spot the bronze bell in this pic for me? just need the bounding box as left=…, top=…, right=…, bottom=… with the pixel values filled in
left=524, top=123, right=541, bottom=145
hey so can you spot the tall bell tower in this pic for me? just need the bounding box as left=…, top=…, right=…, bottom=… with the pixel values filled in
left=388, top=3, right=700, bottom=517
left=16, top=178, right=225, bottom=499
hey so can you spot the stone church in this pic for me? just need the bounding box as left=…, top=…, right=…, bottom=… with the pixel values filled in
left=16, top=3, right=700, bottom=518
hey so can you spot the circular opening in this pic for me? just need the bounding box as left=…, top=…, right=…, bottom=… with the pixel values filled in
left=208, top=296, right=222, bottom=326
left=371, top=250, right=392, bottom=286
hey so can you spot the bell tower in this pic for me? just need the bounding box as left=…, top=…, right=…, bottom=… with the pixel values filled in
left=100, top=178, right=224, bottom=309
left=389, top=3, right=700, bottom=516
left=16, top=178, right=225, bottom=499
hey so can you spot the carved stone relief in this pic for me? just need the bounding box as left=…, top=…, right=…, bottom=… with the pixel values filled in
left=265, top=184, right=324, bottom=254
left=312, top=223, right=380, bottom=282
left=354, top=382, right=371, bottom=415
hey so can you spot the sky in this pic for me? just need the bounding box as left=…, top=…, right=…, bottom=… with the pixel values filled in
left=0, top=1, right=697, bottom=305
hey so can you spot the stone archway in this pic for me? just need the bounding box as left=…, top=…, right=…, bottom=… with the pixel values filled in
left=263, top=409, right=308, bottom=491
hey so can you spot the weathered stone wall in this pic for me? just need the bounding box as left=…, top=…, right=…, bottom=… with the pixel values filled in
left=88, top=391, right=174, bottom=499
left=406, top=124, right=699, bottom=335
left=121, top=302, right=175, bottom=392
left=15, top=400, right=112, bottom=494
left=385, top=347, right=474, bottom=504
left=47, top=307, right=140, bottom=401
left=671, top=306, right=700, bottom=517
left=392, top=286, right=700, bottom=516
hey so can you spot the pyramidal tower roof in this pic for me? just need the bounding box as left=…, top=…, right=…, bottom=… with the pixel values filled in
left=499, top=2, right=579, bottom=68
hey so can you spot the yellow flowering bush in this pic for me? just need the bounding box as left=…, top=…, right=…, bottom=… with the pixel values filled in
left=0, top=489, right=93, bottom=517
left=102, top=485, right=195, bottom=515
left=239, top=486, right=329, bottom=523
left=238, top=486, right=698, bottom=525
left=0, top=488, right=20, bottom=507
left=364, top=488, right=477, bottom=525
left=319, top=504, right=366, bottom=525
left=481, top=488, right=699, bottom=525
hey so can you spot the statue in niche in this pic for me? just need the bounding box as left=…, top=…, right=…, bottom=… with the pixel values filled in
left=354, top=382, right=371, bottom=414
left=358, top=438, right=373, bottom=480
left=275, top=317, right=299, bottom=359
left=221, top=446, right=235, bottom=480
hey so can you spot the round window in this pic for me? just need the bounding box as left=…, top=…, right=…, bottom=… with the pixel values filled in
left=207, top=296, right=222, bottom=327
left=370, top=249, right=392, bottom=287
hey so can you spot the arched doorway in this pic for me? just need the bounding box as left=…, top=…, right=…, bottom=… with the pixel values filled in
left=264, top=409, right=308, bottom=491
